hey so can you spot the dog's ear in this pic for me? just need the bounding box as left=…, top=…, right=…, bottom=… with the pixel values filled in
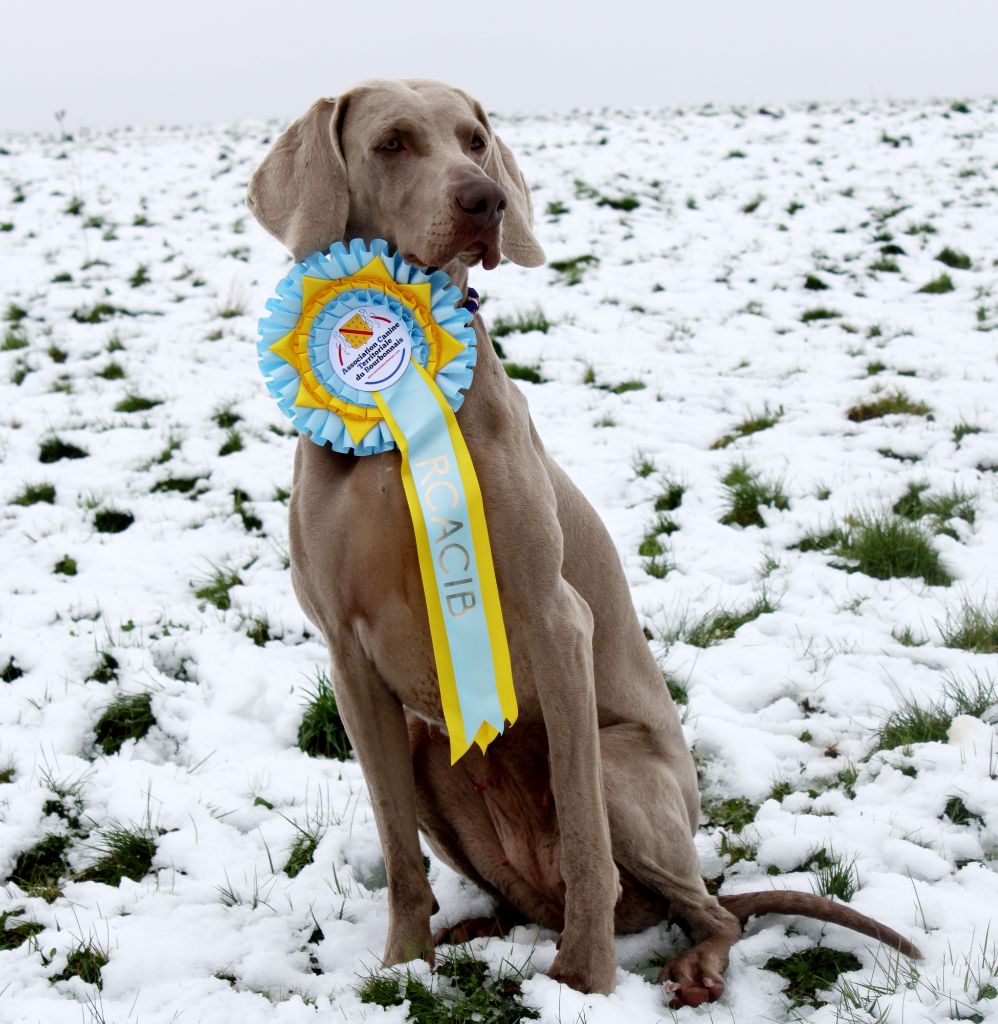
left=468, top=100, right=545, bottom=268
left=246, top=97, right=349, bottom=262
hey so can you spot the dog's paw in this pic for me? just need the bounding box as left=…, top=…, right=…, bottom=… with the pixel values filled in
left=548, top=950, right=617, bottom=995
left=659, top=952, right=725, bottom=1009
left=383, top=927, right=435, bottom=968
left=434, top=916, right=510, bottom=946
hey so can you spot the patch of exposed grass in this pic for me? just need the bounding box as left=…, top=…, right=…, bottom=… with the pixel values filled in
left=242, top=613, right=272, bottom=647
left=812, top=850, right=859, bottom=902
left=2, top=327, right=28, bottom=351
left=94, top=693, right=155, bottom=755
left=943, top=796, right=984, bottom=827
left=128, top=264, right=150, bottom=287
left=917, top=273, right=955, bottom=294
left=97, top=360, right=125, bottom=380
left=598, top=193, right=640, bottom=211
left=490, top=308, right=551, bottom=338
left=938, top=599, right=998, bottom=653
left=298, top=671, right=352, bottom=760
left=53, top=555, right=78, bottom=576
left=804, top=274, right=828, bottom=291
left=545, top=200, right=569, bottom=217
left=833, top=512, right=951, bottom=586
left=0, top=909, right=44, bottom=950
left=711, top=405, right=783, bottom=449
left=790, top=527, right=847, bottom=553
left=6, top=834, right=70, bottom=894
left=39, top=437, right=88, bottom=463
left=936, top=247, right=971, bottom=270
left=548, top=254, right=599, bottom=286
left=720, top=462, right=789, bottom=528
left=869, top=257, right=901, bottom=273
left=654, top=481, right=685, bottom=512
left=218, top=429, right=244, bottom=456
left=609, top=378, right=646, bottom=394
left=660, top=593, right=775, bottom=648
left=10, top=482, right=55, bottom=506
left=874, top=674, right=996, bottom=752
left=2, top=657, right=24, bottom=682
left=232, top=488, right=262, bottom=532
left=114, top=392, right=162, bottom=413
left=358, top=949, right=539, bottom=1023
left=801, top=308, right=840, bottom=323
left=502, top=362, right=544, bottom=384
left=703, top=797, right=758, bottom=833
left=953, top=421, right=982, bottom=445
left=52, top=938, right=109, bottom=988
left=631, top=452, right=656, bottom=478
left=93, top=508, right=134, bottom=534
left=892, top=481, right=976, bottom=535
left=71, top=302, right=132, bottom=324
left=846, top=388, right=932, bottom=422
left=151, top=475, right=204, bottom=494
left=77, top=824, right=157, bottom=885
left=765, top=947, right=863, bottom=1008
left=87, top=650, right=119, bottom=684
left=211, top=404, right=242, bottom=429
left=192, top=564, right=242, bottom=610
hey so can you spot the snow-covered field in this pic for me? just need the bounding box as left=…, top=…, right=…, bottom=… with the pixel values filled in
left=2, top=97, right=997, bottom=1023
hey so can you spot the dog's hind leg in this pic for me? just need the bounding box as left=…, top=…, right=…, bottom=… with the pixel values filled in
left=600, top=723, right=742, bottom=1009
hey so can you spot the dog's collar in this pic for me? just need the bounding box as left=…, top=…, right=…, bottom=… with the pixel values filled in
left=463, top=286, right=480, bottom=316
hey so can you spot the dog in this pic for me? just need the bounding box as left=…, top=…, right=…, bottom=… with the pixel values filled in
left=247, top=79, right=920, bottom=1009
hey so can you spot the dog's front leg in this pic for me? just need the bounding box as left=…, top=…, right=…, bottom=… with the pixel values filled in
left=527, top=581, right=621, bottom=995
left=331, top=646, right=435, bottom=967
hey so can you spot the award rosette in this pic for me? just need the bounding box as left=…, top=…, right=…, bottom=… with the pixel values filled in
left=258, top=239, right=517, bottom=762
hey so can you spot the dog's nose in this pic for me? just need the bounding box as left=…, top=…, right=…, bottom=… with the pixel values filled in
left=455, top=180, right=507, bottom=227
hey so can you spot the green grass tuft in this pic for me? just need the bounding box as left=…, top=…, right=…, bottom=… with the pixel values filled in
left=661, top=594, right=775, bottom=648
left=801, top=308, right=840, bottom=322
left=490, top=308, right=551, bottom=338
left=712, top=405, right=783, bottom=449
left=93, top=508, right=134, bottom=534
left=598, top=193, right=640, bottom=211
left=192, top=564, right=242, bottom=610
left=548, top=254, right=599, bottom=286
left=936, top=247, right=971, bottom=270
left=804, top=274, right=828, bottom=291
left=128, top=264, right=150, bottom=287
left=71, top=302, right=131, bottom=324
left=298, top=672, right=352, bottom=760
left=39, top=437, right=88, bottom=463
left=938, top=599, right=998, bottom=653
left=720, top=462, right=789, bottom=527
left=358, top=949, right=539, bottom=1023
left=833, top=512, right=951, bottom=586
left=94, top=693, right=155, bottom=755
left=218, top=429, right=244, bottom=456
left=2, top=656, right=24, bottom=682
left=811, top=850, right=859, bottom=902
left=703, top=796, right=758, bottom=833
left=6, top=834, right=69, bottom=897
left=502, top=362, right=544, bottom=384
left=917, top=272, right=955, bottom=294
left=892, top=481, right=976, bottom=535
left=77, top=824, right=157, bottom=885
left=0, top=909, right=44, bottom=950
left=10, top=482, right=55, bottom=506
left=953, top=421, right=982, bottom=445
left=654, top=481, right=685, bottom=512
left=87, top=650, right=119, bottom=684
left=53, top=555, right=78, bottom=576
left=764, top=947, right=863, bottom=1008
left=52, top=939, right=109, bottom=988
left=114, top=393, right=162, bottom=413
left=875, top=675, right=996, bottom=752
left=97, top=361, right=125, bottom=380
left=846, top=389, right=932, bottom=422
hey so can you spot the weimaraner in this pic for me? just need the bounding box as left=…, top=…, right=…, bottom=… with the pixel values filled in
left=247, top=79, right=919, bottom=1008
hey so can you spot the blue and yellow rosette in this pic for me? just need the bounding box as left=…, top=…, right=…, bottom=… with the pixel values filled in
left=258, top=239, right=517, bottom=762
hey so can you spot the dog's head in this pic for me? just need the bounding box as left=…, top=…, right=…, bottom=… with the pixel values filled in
left=246, top=79, right=545, bottom=272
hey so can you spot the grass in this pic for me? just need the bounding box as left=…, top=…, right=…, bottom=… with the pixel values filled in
left=114, top=392, right=162, bottom=414
left=71, top=302, right=131, bottom=324
left=93, top=508, right=134, bottom=534
left=953, top=421, right=982, bottom=445
left=937, top=247, right=972, bottom=270
left=720, top=462, right=789, bottom=527
left=192, top=564, right=242, bottom=610
left=94, top=693, right=156, bottom=755
left=10, top=482, right=55, bottom=506
left=598, top=193, right=640, bottom=211
left=357, top=948, right=539, bottom=1023
left=943, top=796, right=984, bottom=827
left=128, top=264, right=150, bottom=287
left=96, top=360, right=125, bottom=380
left=917, top=272, right=955, bottom=294
left=764, top=947, right=863, bottom=1008
left=298, top=671, right=352, bottom=760
left=87, top=650, right=119, bottom=684
left=0, top=909, right=44, bottom=950
left=711, top=405, right=783, bottom=449
left=790, top=527, right=847, bottom=553
left=659, top=593, right=775, bottom=648
left=76, top=823, right=157, bottom=885
left=232, top=488, right=262, bottom=532
left=502, top=362, right=544, bottom=384
left=489, top=308, right=551, bottom=338
left=801, top=308, right=840, bottom=322
left=892, top=481, right=976, bottom=537
left=39, top=436, right=88, bottom=463
left=242, top=613, right=272, bottom=647
left=938, top=599, right=998, bottom=653
left=804, top=274, right=828, bottom=291
left=702, top=796, right=758, bottom=833
left=833, top=512, right=952, bottom=586
left=548, top=254, right=599, bottom=286
left=846, top=388, right=932, bottom=422
left=874, top=674, right=996, bottom=752
left=811, top=850, right=860, bottom=902
left=151, top=474, right=204, bottom=494
left=53, top=555, right=78, bottom=576
left=654, top=481, right=685, bottom=512
left=52, top=938, right=109, bottom=988
left=6, top=834, right=70, bottom=896
left=2, top=656, right=24, bottom=682
left=2, top=328, right=28, bottom=351
left=218, top=428, right=244, bottom=456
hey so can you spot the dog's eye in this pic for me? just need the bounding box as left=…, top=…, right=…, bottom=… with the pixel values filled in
left=378, top=138, right=404, bottom=153
left=470, top=135, right=487, bottom=151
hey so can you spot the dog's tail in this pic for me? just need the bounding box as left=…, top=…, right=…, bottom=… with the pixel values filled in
left=718, top=891, right=922, bottom=959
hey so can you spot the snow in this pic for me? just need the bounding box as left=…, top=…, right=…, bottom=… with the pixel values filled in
left=2, top=96, right=998, bottom=1022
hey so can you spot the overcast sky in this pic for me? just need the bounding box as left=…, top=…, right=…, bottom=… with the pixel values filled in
left=2, top=0, right=996, bottom=133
